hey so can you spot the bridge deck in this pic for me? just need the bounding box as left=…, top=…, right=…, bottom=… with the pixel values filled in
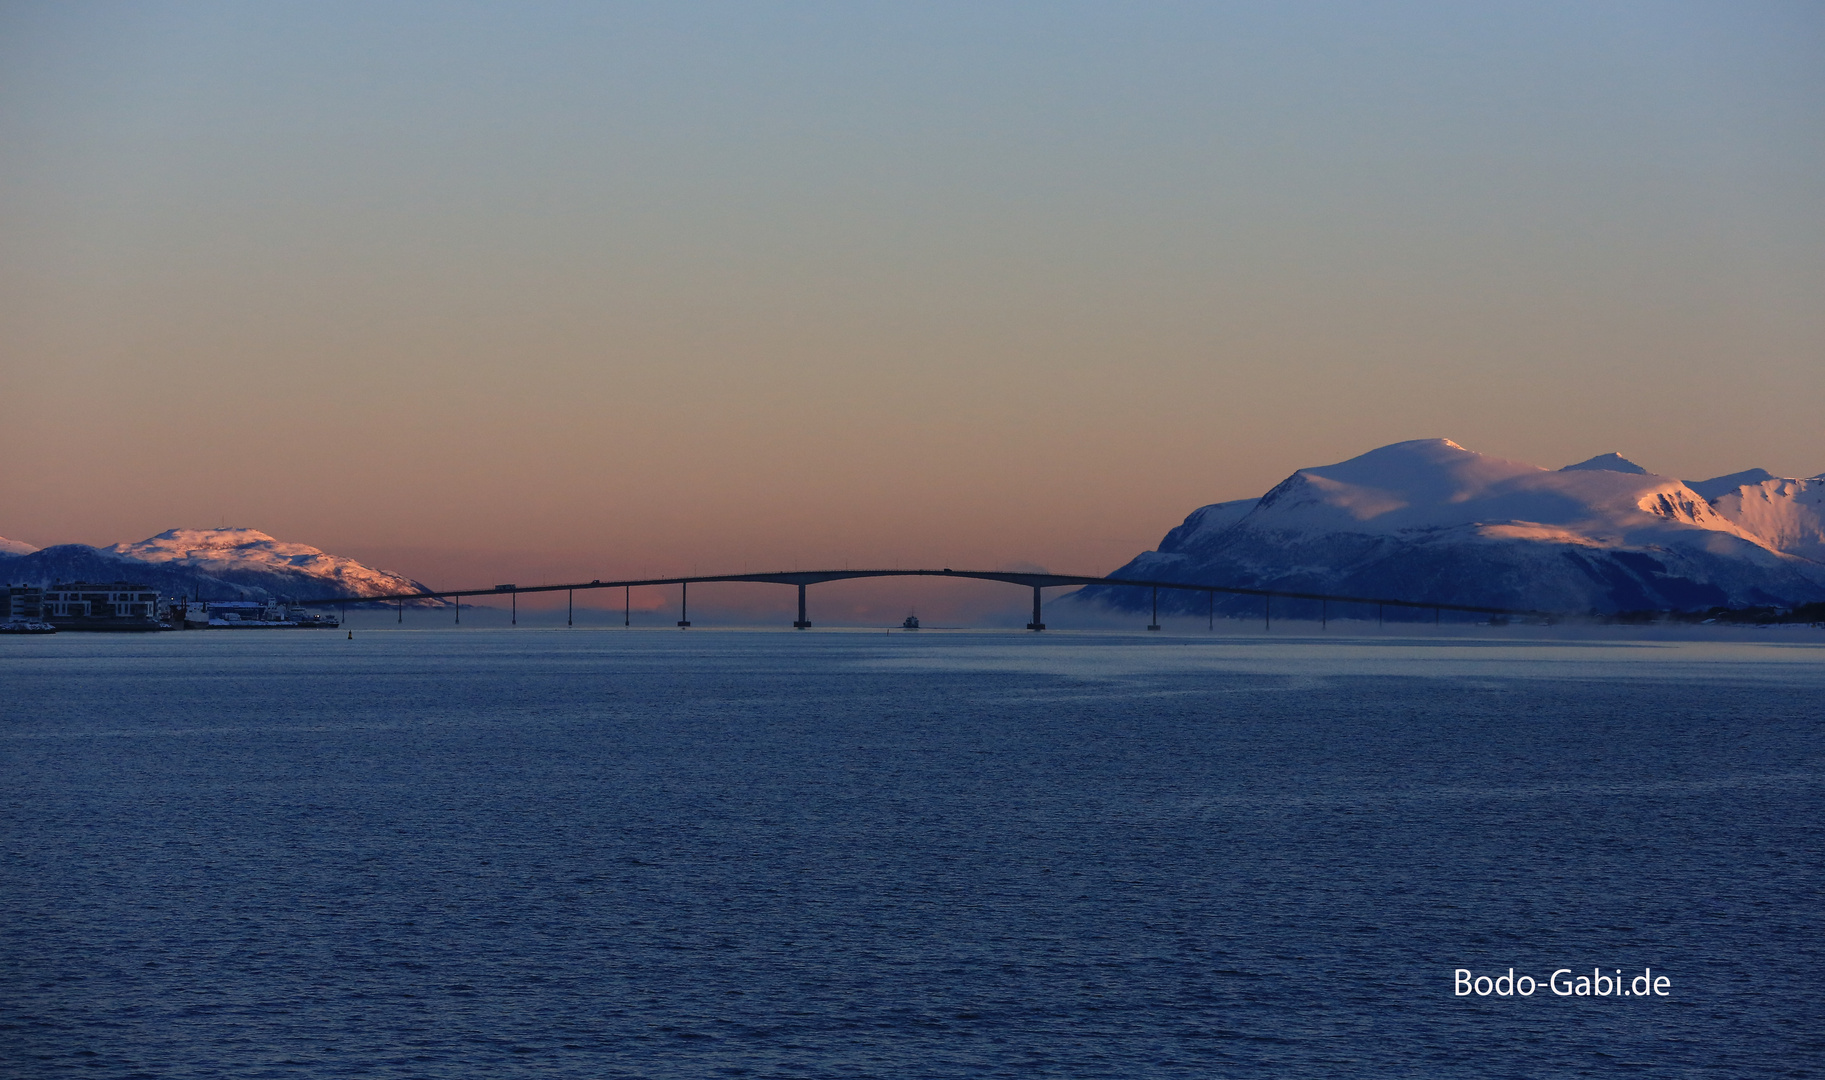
left=295, top=568, right=1548, bottom=619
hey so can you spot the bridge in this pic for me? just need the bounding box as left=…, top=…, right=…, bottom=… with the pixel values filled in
left=298, top=568, right=1550, bottom=631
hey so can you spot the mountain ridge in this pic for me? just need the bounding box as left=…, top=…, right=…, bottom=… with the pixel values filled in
left=0, top=528, right=433, bottom=602
left=6, top=446, right=1822, bottom=617
left=1073, top=439, right=1825, bottom=617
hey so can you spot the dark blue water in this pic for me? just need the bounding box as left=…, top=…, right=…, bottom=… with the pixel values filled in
left=3, top=630, right=1821, bottom=1077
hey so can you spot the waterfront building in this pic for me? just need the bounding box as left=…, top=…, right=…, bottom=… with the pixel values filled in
left=43, top=581, right=163, bottom=631
left=5, top=585, right=45, bottom=622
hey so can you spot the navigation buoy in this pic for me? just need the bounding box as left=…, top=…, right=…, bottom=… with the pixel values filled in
left=347, top=631, right=353, bottom=639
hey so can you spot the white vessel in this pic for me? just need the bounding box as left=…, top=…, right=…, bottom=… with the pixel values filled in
left=184, top=600, right=340, bottom=629
left=0, top=620, right=56, bottom=635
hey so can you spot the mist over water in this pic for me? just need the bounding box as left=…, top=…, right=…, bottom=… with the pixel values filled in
left=3, top=630, right=1820, bottom=1077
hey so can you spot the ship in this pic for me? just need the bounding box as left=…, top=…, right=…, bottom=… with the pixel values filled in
left=0, top=620, right=56, bottom=635
left=901, top=612, right=920, bottom=630
left=183, top=599, right=341, bottom=629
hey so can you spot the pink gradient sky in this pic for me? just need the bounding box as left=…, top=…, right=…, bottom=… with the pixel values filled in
left=4, top=3, right=1821, bottom=613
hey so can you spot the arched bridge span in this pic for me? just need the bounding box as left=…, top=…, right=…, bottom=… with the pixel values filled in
left=297, top=568, right=1550, bottom=631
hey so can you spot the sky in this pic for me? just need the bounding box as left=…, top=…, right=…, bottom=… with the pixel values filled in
left=3, top=1, right=1822, bottom=612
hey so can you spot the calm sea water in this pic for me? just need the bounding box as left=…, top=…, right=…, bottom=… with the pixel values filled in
left=2, top=629, right=1821, bottom=1078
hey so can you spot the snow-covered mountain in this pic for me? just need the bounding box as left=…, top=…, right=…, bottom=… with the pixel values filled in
left=105, top=528, right=429, bottom=598
left=0, top=536, right=39, bottom=556
left=0, top=528, right=432, bottom=602
left=1072, top=439, right=1825, bottom=617
left=1560, top=452, right=1649, bottom=475
left=1705, top=476, right=1825, bottom=564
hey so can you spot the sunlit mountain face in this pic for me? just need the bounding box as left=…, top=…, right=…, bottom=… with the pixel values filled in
left=0, top=528, right=430, bottom=603
left=1074, top=439, right=1825, bottom=616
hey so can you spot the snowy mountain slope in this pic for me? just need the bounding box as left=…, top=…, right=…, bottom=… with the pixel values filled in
left=0, top=536, right=38, bottom=556
left=1705, top=478, right=1825, bottom=564
left=105, top=528, right=429, bottom=598
left=0, top=528, right=434, bottom=601
left=1155, top=498, right=1257, bottom=551
left=0, top=545, right=252, bottom=599
left=1687, top=468, right=1776, bottom=502
left=1071, top=439, right=1825, bottom=617
left=1211, top=439, right=1768, bottom=546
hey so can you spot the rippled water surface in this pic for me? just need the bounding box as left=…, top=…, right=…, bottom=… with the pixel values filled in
left=3, top=629, right=1822, bottom=1077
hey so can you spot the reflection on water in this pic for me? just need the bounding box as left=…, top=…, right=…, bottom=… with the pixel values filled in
left=3, top=630, right=1820, bottom=1077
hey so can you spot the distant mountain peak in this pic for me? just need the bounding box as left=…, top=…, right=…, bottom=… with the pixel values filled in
left=0, top=527, right=431, bottom=601
left=112, top=527, right=287, bottom=558
left=1560, top=453, right=1648, bottom=475
left=1686, top=468, right=1776, bottom=502
left=1335, top=437, right=1473, bottom=461
left=1076, top=438, right=1825, bottom=617
left=103, top=528, right=427, bottom=597
left=0, top=536, right=39, bottom=556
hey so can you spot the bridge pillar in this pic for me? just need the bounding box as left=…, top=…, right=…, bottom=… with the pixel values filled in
left=625, top=586, right=630, bottom=627
left=1148, top=586, right=1160, bottom=631
left=677, top=582, right=691, bottom=627
left=1027, top=585, right=1045, bottom=630
left=511, top=590, right=516, bottom=626
left=793, top=583, right=811, bottom=629
left=568, top=589, right=573, bottom=627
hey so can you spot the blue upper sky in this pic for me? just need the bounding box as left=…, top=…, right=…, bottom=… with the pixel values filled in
left=2, top=1, right=1820, bottom=583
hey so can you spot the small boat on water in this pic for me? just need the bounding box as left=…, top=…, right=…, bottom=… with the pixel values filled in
left=901, top=613, right=920, bottom=630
